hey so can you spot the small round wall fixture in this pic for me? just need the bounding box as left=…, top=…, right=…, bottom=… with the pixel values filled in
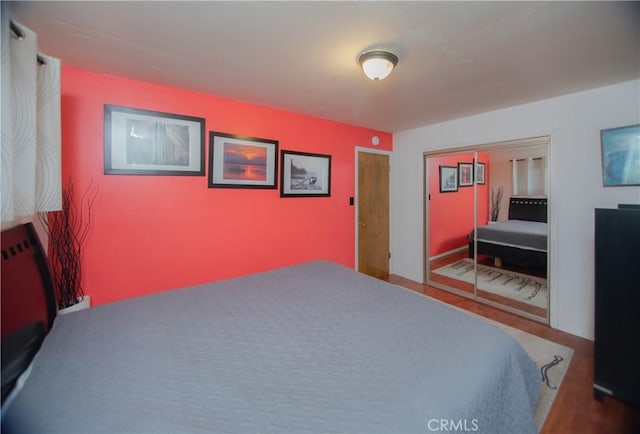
left=358, top=50, right=398, bottom=81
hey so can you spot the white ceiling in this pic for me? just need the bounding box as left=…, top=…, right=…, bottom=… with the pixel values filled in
left=9, top=1, right=640, bottom=133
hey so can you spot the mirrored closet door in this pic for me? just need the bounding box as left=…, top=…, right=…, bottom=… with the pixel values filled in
left=425, top=137, right=550, bottom=323
left=425, top=151, right=476, bottom=299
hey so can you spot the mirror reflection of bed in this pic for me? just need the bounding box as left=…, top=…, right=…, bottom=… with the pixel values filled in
left=469, top=197, right=548, bottom=317
left=426, top=139, right=549, bottom=322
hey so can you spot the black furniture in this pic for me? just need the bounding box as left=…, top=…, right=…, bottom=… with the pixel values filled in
left=1, top=223, right=57, bottom=404
left=593, top=205, right=640, bottom=408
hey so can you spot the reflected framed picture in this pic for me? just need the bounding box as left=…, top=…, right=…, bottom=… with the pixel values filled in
left=600, top=124, right=640, bottom=187
left=458, top=162, right=474, bottom=187
left=439, top=165, right=458, bottom=192
left=104, top=105, right=205, bottom=175
left=475, top=162, right=486, bottom=185
left=208, top=131, right=278, bottom=189
left=280, top=150, right=331, bottom=197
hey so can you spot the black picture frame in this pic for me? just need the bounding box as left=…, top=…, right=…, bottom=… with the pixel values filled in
left=280, top=150, right=331, bottom=197
left=439, top=165, right=458, bottom=192
left=476, top=162, right=486, bottom=185
left=208, top=131, right=279, bottom=189
left=458, top=162, right=474, bottom=187
left=104, top=105, right=205, bottom=176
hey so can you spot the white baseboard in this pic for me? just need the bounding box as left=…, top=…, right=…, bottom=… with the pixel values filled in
left=428, top=245, right=468, bottom=261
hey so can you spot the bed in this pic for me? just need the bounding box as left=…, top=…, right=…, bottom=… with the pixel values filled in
left=2, top=223, right=540, bottom=433
left=469, top=197, right=548, bottom=273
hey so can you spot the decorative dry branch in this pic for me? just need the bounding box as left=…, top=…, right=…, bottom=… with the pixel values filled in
left=490, top=186, right=504, bottom=222
left=38, top=179, right=97, bottom=309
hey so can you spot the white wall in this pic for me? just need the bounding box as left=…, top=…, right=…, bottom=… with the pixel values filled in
left=489, top=159, right=512, bottom=221
left=391, top=80, right=640, bottom=340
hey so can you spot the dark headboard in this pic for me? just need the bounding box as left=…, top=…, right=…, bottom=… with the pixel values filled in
left=1, top=223, right=57, bottom=402
left=508, top=197, right=548, bottom=223
left=1, top=223, right=57, bottom=335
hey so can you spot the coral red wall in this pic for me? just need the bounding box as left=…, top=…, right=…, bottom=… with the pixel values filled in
left=428, top=153, right=489, bottom=257
left=61, top=67, right=392, bottom=306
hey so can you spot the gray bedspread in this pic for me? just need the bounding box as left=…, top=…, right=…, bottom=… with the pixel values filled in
left=474, top=219, right=548, bottom=251
left=3, top=261, right=539, bottom=433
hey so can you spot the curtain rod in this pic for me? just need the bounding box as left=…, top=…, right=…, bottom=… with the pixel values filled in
left=511, top=157, right=544, bottom=162
left=9, top=20, right=47, bottom=66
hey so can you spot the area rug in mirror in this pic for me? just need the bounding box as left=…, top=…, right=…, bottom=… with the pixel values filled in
left=432, top=258, right=547, bottom=309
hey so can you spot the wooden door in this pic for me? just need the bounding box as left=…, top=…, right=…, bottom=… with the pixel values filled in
left=357, top=152, right=389, bottom=277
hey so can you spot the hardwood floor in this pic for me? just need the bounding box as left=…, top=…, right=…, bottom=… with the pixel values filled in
left=382, top=274, right=640, bottom=434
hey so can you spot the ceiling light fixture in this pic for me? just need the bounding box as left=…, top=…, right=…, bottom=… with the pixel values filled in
left=358, top=50, right=398, bottom=81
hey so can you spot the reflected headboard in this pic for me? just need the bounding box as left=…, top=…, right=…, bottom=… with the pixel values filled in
left=1, top=223, right=57, bottom=336
left=508, top=197, right=548, bottom=223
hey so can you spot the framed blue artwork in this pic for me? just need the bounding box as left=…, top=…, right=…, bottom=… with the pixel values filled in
left=600, top=124, right=640, bottom=187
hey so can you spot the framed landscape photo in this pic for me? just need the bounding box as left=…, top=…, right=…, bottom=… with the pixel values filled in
left=439, top=165, right=458, bottom=193
left=280, top=150, right=331, bottom=197
left=458, top=162, right=474, bottom=187
left=208, top=132, right=278, bottom=189
left=475, top=162, right=486, bottom=185
left=600, top=124, right=640, bottom=187
left=104, top=105, right=205, bottom=175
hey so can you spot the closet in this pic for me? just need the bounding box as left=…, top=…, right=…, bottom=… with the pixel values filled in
left=425, top=137, right=550, bottom=323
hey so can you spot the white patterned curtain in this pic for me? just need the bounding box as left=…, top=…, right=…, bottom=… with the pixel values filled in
left=1, top=10, right=61, bottom=223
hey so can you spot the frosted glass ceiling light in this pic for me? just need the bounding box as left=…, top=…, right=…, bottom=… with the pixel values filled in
left=358, top=50, right=398, bottom=81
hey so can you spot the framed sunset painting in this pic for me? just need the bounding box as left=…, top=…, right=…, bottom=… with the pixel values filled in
left=457, top=162, right=474, bottom=187
left=208, top=131, right=278, bottom=188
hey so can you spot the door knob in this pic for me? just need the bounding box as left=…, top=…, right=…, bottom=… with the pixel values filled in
left=358, top=221, right=366, bottom=228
